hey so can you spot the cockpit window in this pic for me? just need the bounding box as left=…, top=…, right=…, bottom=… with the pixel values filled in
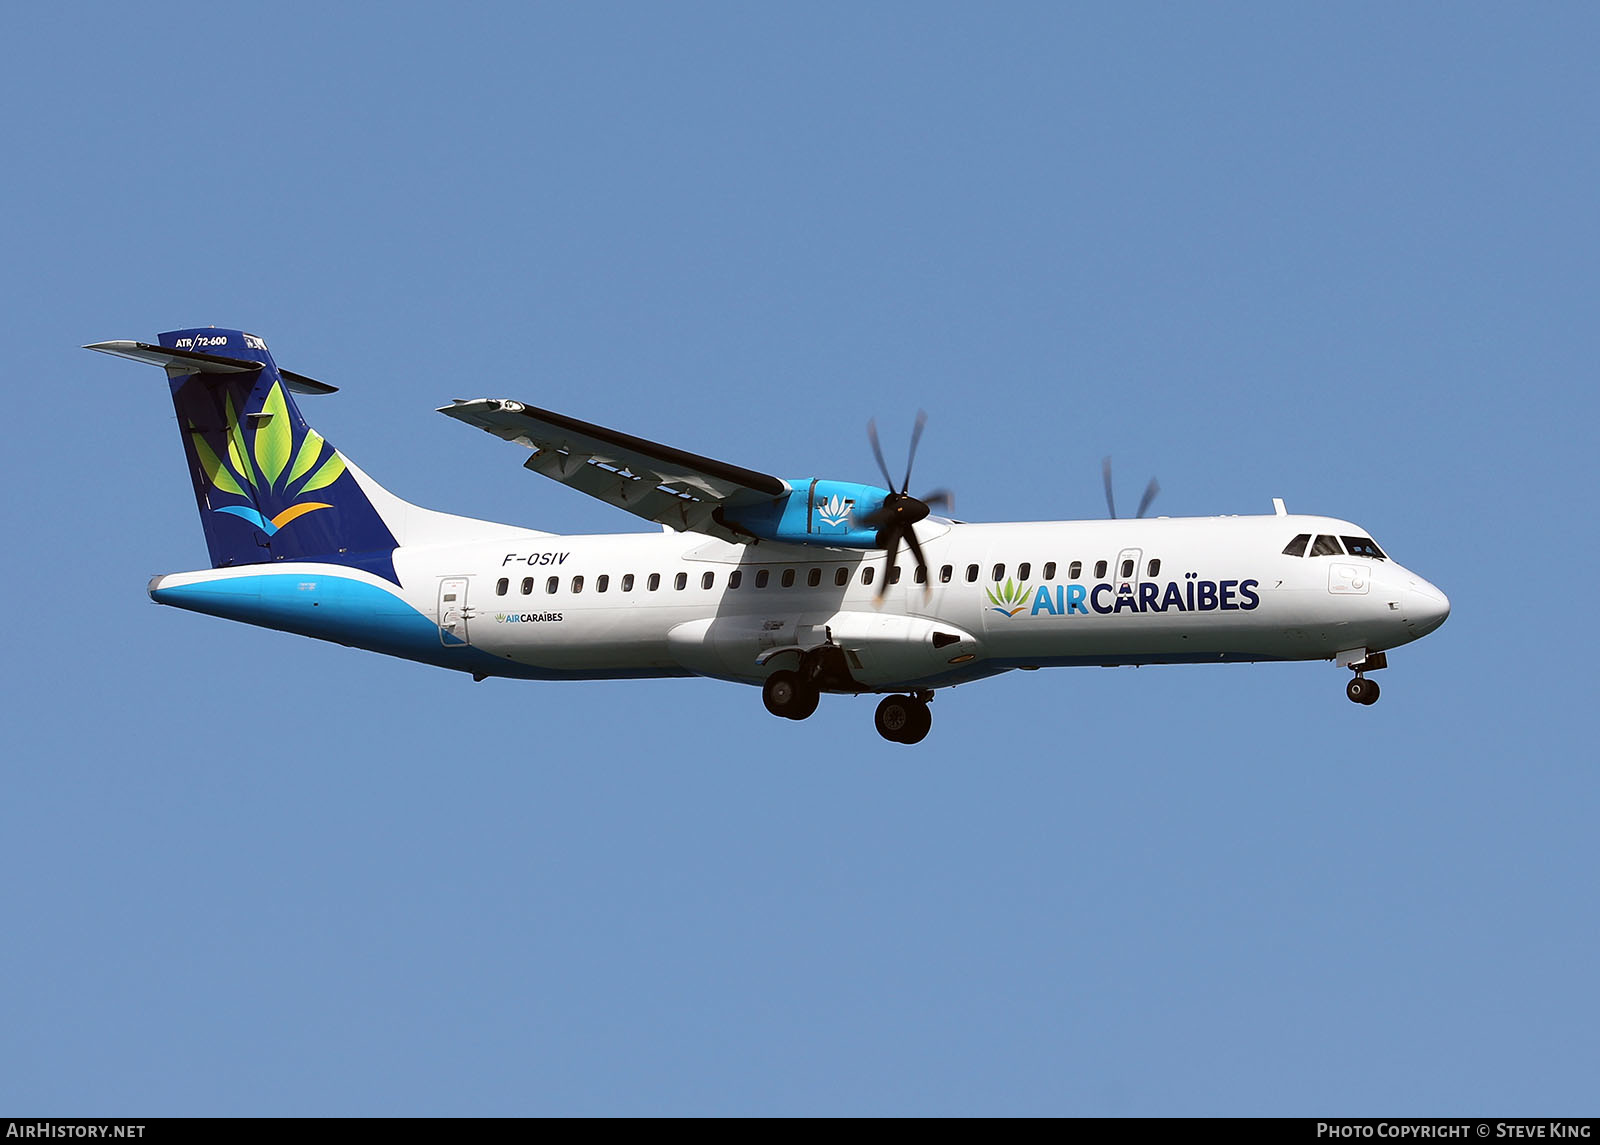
left=1282, top=533, right=1310, bottom=557
left=1341, top=536, right=1386, bottom=560
left=1308, top=535, right=1344, bottom=557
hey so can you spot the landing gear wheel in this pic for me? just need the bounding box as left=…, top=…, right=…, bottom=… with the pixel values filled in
left=874, top=694, right=932, bottom=744
left=901, top=700, right=932, bottom=744
left=763, top=670, right=820, bottom=721
left=1346, top=677, right=1380, bottom=706
left=787, top=683, right=820, bottom=720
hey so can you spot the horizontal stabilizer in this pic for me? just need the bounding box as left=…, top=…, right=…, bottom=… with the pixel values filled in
left=85, top=341, right=337, bottom=394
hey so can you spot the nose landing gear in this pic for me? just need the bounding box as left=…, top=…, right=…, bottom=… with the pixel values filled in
left=1346, top=676, right=1380, bottom=705
left=1339, top=649, right=1387, bottom=706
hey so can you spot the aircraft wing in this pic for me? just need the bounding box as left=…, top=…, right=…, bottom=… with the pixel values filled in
left=439, top=398, right=789, bottom=542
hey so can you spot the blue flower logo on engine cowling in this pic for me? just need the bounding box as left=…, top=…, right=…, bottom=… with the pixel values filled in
left=815, top=493, right=854, bottom=530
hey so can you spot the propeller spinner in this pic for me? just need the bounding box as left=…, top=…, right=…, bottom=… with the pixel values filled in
left=861, top=412, right=951, bottom=599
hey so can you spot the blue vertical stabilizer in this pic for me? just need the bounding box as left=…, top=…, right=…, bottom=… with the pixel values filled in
left=92, top=328, right=400, bottom=581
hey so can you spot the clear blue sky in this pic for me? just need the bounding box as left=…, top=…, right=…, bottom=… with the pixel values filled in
left=3, top=2, right=1594, bottom=1116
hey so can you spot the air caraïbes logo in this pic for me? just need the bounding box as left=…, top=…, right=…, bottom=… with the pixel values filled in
left=189, top=380, right=345, bottom=536
left=987, top=574, right=1264, bottom=618
left=815, top=493, right=854, bottom=530
left=985, top=577, right=1031, bottom=617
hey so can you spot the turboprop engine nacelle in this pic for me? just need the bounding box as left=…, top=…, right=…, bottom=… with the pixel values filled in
left=719, top=479, right=891, bottom=548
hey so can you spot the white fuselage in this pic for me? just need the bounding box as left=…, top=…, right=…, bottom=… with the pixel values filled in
left=150, top=511, right=1451, bottom=693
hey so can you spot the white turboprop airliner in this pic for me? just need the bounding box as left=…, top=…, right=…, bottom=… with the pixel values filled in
left=92, top=328, right=1450, bottom=744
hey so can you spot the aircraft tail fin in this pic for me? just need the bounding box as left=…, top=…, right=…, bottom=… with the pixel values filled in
left=89, top=328, right=404, bottom=579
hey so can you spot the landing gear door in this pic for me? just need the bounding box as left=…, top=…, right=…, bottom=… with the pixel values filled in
left=438, top=577, right=471, bottom=646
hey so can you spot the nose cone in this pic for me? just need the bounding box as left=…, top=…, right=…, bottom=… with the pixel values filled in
left=1406, top=577, right=1451, bottom=638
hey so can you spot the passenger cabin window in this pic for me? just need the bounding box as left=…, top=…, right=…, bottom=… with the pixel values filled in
left=835, top=567, right=849, bottom=587
left=1283, top=533, right=1311, bottom=557
left=914, top=565, right=926, bottom=584
left=701, top=571, right=714, bottom=589
left=1120, top=559, right=1134, bottom=579
left=496, top=578, right=509, bottom=596
left=1069, top=560, right=1082, bottom=579
left=940, top=565, right=953, bottom=583
left=992, top=564, right=1005, bottom=582
left=1043, top=562, right=1056, bottom=580
left=546, top=576, right=559, bottom=594
left=1094, top=560, right=1108, bottom=579
left=807, top=568, right=821, bottom=587
left=521, top=577, right=534, bottom=595
left=966, top=564, right=979, bottom=583
left=622, top=574, right=635, bottom=592
left=1147, top=559, right=1161, bottom=577
left=861, top=566, right=875, bottom=586
left=889, top=566, right=902, bottom=585
left=729, top=570, right=742, bottom=590
left=781, top=568, right=795, bottom=588
left=571, top=576, right=584, bottom=593
left=674, top=572, right=688, bottom=590
left=1018, top=562, right=1031, bottom=581
left=596, top=575, right=610, bottom=593
left=647, top=573, right=661, bottom=591
left=1309, top=535, right=1344, bottom=557
left=755, top=569, right=770, bottom=588
left=1342, top=536, right=1387, bottom=560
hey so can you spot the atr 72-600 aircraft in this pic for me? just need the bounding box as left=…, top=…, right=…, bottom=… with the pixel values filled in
left=91, top=328, right=1450, bottom=744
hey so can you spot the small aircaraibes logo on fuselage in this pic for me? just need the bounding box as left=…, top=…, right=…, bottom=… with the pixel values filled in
left=988, top=574, right=1262, bottom=617
left=190, top=379, right=345, bottom=536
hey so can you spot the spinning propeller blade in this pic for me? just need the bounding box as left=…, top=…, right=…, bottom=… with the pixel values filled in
left=1101, top=457, right=1161, bottom=519
left=867, top=419, right=895, bottom=491
left=865, top=411, right=943, bottom=599
left=1135, top=477, right=1161, bottom=519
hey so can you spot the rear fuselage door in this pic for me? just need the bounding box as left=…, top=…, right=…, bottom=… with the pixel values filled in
left=438, top=577, right=471, bottom=646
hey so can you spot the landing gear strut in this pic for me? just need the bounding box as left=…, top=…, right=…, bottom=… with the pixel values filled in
left=875, top=691, right=933, bottom=744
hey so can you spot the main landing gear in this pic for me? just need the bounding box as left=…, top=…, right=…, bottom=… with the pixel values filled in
left=760, top=671, right=936, bottom=744
left=874, top=692, right=933, bottom=745
left=762, top=670, right=820, bottom=721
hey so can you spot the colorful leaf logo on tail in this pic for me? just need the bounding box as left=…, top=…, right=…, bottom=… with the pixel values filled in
left=985, top=577, right=1031, bottom=617
left=190, top=381, right=342, bottom=535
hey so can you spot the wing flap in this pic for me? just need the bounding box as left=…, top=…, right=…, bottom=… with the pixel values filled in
left=441, top=398, right=788, bottom=541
